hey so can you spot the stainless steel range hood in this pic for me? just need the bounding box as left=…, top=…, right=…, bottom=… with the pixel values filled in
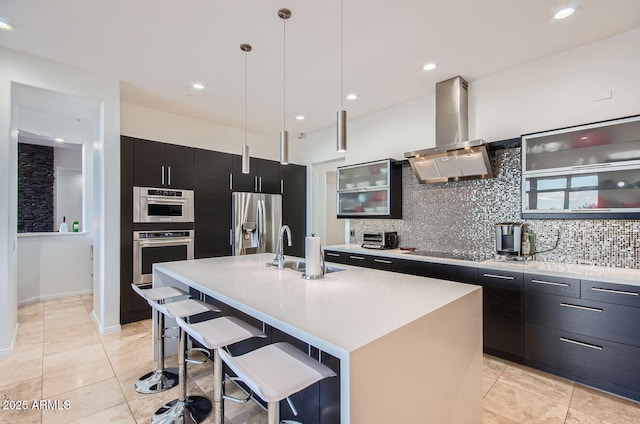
left=404, top=76, right=493, bottom=183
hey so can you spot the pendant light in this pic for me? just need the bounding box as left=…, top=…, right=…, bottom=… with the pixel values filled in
left=278, top=8, right=291, bottom=165
left=336, top=0, right=347, bottom=153
left=241, top=43, right=252, bottom=174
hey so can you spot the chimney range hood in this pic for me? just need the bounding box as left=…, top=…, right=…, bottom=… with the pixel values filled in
left=404, top=76, right=493, bottom=183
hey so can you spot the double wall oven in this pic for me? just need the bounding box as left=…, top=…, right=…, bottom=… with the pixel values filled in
left=132, top=187, right=195, bottom=289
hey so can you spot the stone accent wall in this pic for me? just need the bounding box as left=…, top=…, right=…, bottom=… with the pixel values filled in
left=18, top=143, right=54, bottom=232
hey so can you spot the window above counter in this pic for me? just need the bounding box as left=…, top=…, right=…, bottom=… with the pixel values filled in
left=522, top=115, right=640, bottom=218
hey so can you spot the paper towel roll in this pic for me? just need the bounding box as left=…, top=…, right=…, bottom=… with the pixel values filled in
left=305, top=236, right=323, bottom=277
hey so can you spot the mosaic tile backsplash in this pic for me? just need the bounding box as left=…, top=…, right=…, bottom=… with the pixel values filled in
left=349, top=147, right=640, bottom=269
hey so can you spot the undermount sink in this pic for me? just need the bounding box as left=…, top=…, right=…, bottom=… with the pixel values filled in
left=265, top=260, right=345, bottom=274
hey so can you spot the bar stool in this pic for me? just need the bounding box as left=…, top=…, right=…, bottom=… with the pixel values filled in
left=219, top=342, right=337, bottom=424
left=150, top=297, right=222, bottom=424
left=174, top=315, right=266, bottom=424
left=130, top=283, right=189, bottom=394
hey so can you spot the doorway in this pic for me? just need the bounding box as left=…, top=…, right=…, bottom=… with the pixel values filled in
left=312, top=159, right=345, bottom=246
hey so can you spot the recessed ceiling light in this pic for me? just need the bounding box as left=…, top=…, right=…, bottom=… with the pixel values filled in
left=554, top=7, right=575, bottom=20
left=192, top=83, right=205, bottom=90
left=54, top=138, right=64, bottom=143
left=0, top=18, right=14, bottom=31
left=422, top=63, right=437, bottom=71
left=346, top=93, right=358, bottom=101
left=295, top=115, right=305, bottom=120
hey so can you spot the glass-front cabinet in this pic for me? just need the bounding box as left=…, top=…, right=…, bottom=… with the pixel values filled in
left=337, top=159, right=402, bottom=218
left=522, top=115, right=640, bottom=218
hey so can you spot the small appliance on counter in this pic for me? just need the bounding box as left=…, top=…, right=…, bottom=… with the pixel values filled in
left=362, top=231, right=399, bottom=249
left=494, top=222, right=527, bottom=261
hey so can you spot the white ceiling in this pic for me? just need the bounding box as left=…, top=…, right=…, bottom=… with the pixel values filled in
left=2, top=0, right=639, bottom=137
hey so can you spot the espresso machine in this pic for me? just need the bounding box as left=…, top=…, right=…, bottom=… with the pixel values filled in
left=495, top=223, right=524, bottom=258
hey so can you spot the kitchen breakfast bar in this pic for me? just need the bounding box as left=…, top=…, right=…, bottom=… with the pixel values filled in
left=153, top=253, right=483, bottom=423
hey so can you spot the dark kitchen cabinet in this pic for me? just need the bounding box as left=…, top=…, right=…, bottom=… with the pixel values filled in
left=396, top=258, right=434, bottom=277
left=257, top=159, right=281, bottom=194
left=523, top=273, right=580, bottom=298
left=283, top=195, right=306, bottom=258
left=525, top=323, right=640, bottom=401
left=194, top=190, right=232, bottom=259
left=319, top=351, right=341, bottom=424
left=524, top=277, right=640, bottom=401
left=231, top=156, right=281, bottom=193
left=280, top=164, right=307, bottom=196
left=478, top=269, right=525, bottom=361
left=193, top=148, right=232, bottom=191
left=231, top=155, right=257, bottom=192
left=432, top=263, right=477, bottom=284
left=120, top=137, right=151, bottom=324
left=131, top=137, right=194, bottom=189
left=369, top=256, right=398, bottom=272
left=525, top=291, right=640, bottom=348
left=345, top=253, right=373, bottom=267
left=580, top=279, right=640, bottom=308
left=324, top=250, right=348, bottom=264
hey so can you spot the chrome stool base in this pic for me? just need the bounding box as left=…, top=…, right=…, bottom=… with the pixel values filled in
left=152, top=396, right=212, bottom=424
left=134, top=368, right=179, bottom=394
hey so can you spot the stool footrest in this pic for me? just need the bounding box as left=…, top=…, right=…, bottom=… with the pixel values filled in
left=222, top=378, right=252, bottom=404
left=185, top=347, right=211, bottom=364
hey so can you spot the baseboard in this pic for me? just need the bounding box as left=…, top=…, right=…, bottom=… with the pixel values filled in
left=92, top=309, right=121, bottom=335
left=0, top=322, right=19, bottom=358
left=17, top=289, right=93, bottom=307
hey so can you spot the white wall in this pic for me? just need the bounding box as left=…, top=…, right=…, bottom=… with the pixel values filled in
left=17, top=233, right=92, bottom=304
left=0, top=47, right=121, bottom=355
left=121, top=102, right=279, bottom=160
left=292, top=29, right=640, bottom=244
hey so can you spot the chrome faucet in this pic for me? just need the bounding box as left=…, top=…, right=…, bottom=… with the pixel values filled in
left=273, top=225, right=292, bottom=270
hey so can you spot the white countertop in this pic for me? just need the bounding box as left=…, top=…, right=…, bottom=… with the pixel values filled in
left=324, top=244, right=640, bottom=287
left=154, top=253, right=480, bottom=357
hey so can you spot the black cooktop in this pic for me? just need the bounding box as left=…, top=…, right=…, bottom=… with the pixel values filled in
left=405, top=250, right=493, bottom=262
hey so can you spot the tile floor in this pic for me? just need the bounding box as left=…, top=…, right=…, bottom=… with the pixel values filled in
left=1, top=295, right=639, bottom=424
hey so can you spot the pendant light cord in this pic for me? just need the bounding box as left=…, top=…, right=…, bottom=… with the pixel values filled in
left=244, top=49, right=248, bottom=147
left=283, top=17, right=286, bottom=131
left=340, top=0, right=344, bottom=110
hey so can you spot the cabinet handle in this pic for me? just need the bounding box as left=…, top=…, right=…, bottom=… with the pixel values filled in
left=259, top=177, right=262, bottom=192
left=591, top=287, right=639, bottom=296
left=280, top=179, right=284, bottom=194
left=229, top=174, right=233, bottom=191
left=349, top=255, right=365, bottom=260
left=326, top=252, right=340, bottom=257
left=161, top=165, right=165, bottom=185
left=531, top=279, right=570, bottom=287
left=560, top=303, right=603, bottom=313
left=229, top=229, right=233, bottom=246
left=483, top=273, right=515, bottom=280
left=571, top=209, right=612, bottom=212
left=560, top=337, right=603, bottom=351
left=374, top=259, right=392, bottom=264
left=254, top=176, right=258, bottom=192
left=168, top=166, right=171, bottom=185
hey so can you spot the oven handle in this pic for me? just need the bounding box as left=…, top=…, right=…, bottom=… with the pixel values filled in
left=136, top=238, right=194, bottom=246
left=145, top=198, right=188, bottom=204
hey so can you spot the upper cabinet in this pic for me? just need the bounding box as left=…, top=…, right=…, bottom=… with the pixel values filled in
left=231, top=156, right=281, bottom=194
left=522, top=115, right=640, bottom=218
left=131, top=137, right=194, bottom=189
left=337, top=159, right=402, bottom=219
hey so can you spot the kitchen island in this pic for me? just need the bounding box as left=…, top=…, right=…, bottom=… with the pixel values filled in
left=153, top=253, right=482, bottom=424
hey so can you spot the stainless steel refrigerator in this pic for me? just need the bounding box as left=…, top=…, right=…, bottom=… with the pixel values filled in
left=232, top=192, right=282, bottom=256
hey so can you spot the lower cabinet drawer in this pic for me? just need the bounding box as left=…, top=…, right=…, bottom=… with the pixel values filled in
left=581, top=280, right=640, bottom=308
left=369, top=256, right=397, bottom=272
left=433, top=263, right=477, bottom=284
left=524, top=273, right=580, bottom=298
left=525, top=291, right=640, bottom=348
left=345, top=253, right=372, bottom=267
left=525, top=324, right=640, bottom=400
left=396, top=259, right=434, bottom=277
left=323, top=250, right=347, bottom=264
